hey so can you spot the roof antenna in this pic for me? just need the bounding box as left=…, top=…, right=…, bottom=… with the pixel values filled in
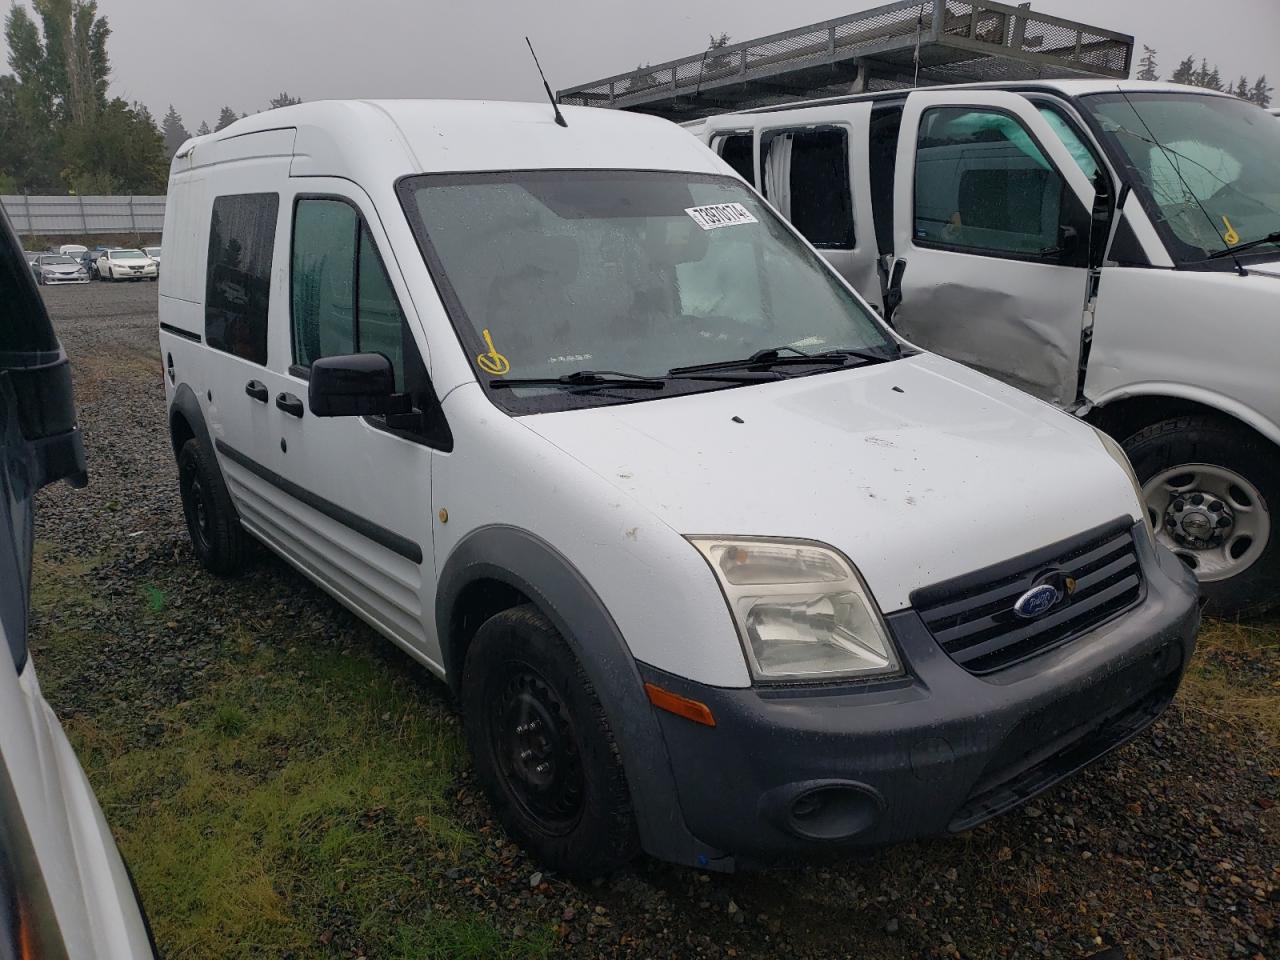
left=526, top=37, right=567, bottom=127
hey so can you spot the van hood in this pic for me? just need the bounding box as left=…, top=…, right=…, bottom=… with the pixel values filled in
left=521, top=353, right=1141, bottom=612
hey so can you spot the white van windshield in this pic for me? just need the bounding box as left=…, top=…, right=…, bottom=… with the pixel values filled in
left=1083, top=92, right=1280, bottom=264
left=399, top=171, right=896, bottom=411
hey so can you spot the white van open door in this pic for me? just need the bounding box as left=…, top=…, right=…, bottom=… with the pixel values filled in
left=887, top=90, right=1100, bottom=406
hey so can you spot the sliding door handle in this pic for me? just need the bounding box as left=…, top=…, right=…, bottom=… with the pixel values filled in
left=275, top=392, right=304, bottom=418
left=245, top=380, right=268, bottom=403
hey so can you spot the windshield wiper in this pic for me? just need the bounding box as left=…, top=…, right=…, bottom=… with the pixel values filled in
left=667, top=345, right=897, bottom=377
left=1208, top=230, right=1280, bottom=259
left=489, top=370, right=666, bottom=391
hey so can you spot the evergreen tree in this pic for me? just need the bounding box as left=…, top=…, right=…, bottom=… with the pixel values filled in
left=1136, top=46, right=1158, bottom=81
left=1250, top=75, right=1273, bottom=108
left=161, top=103, right=189, bottom=157
left=195, top=120, right=210, bottom=136
left=1234, top=76, right=1250, bottom=99
left=1, top=0, right=165, bottom=193
left=268, top=91, right=301, bottom=109
left=214, top=106, right=238, bottom=131
left=1204, top=64, right=1223, bottom=92
left=705, top=32, right=733, bottom=75
left=1170, top=55, right=1195, bottom=85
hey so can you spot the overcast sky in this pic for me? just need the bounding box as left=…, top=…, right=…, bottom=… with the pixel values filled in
left=3, top=0, right=1278, bottom=129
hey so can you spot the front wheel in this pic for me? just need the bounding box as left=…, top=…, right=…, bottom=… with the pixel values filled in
left=178, top=439, right=245, bottom=576
left=461, top=605, right=639, bottom=877
left=1124, top=415, right=1278, bottom=617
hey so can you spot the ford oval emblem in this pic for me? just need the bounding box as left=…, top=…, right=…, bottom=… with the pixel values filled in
left=1013, top=583, right=1061, bottom=620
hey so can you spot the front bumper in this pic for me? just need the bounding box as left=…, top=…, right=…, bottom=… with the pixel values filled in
left=639, top=523, right=1198, bottom=867
left=41, top=274, right=90, bottom=284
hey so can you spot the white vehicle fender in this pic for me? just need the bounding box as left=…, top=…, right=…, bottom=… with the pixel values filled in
left=1091, top=381, right=1280, bottom=449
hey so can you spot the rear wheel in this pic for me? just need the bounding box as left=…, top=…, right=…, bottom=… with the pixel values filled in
left=461, top=605, right=639, bottom=877
left=1124, top=415, right=1278, bottom=617
left=178, top=439, right=245, bottom=575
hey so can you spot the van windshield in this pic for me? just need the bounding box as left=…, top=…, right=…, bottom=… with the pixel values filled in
left=398, top=171, right=895, bottom=411
left=1083, top=92, right=1280, bottom=264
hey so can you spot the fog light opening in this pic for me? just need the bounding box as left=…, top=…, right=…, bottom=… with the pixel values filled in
left=785, top=784, right=881, bottom=841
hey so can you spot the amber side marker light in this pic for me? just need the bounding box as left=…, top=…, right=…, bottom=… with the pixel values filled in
left=644, top=683, right=716, bottom=727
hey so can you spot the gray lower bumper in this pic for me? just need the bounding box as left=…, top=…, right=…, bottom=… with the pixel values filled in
left=637, top=526, right=1199, bottom=867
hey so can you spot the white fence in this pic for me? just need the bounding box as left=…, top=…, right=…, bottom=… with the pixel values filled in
left=1, top=195, right=165, bottom=236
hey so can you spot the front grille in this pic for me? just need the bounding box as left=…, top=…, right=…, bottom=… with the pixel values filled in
left=912, top=519, right=1144, bottom=674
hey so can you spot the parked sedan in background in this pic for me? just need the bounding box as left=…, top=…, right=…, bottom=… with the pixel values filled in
left=30, top=253, right=90, bottom=285
left=2, top=209, right=158, bottom=958
left=143, top=246, right=161, bottom=268
left=96, top=248, right=158, bottom=282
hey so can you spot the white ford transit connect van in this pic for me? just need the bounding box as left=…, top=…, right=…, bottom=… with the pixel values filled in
left=160, top=100, right=1198, bottom=874
left=691, top=80, right=1280, bottom=616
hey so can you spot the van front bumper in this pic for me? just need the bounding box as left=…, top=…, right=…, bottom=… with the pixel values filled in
left=638, top=525, right=1198, bottom=867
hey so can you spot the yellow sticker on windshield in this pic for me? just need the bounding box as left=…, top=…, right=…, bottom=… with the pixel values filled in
left=476, top=329, right=511, bottom=376
left=1222, top=215, right=1241, bottom=246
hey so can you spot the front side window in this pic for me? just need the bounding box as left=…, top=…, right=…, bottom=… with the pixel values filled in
left=1083, top=92, right=1280, bottom=264
left=206, top=193, right=279, bottom=365
left=761, top=127, right=855, bottom=248
left=1037, top=106, right=1100, bottom=180
left=913, top=108, right=1072, bottom=260
left=290, top=197, right=410, bottom=388
left=398, top=170, right=895, bottom=414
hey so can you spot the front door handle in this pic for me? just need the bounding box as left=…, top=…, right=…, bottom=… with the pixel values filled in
left=245, top=380, right=268, bottom=403
left=275, top=392, right=304, bottom=418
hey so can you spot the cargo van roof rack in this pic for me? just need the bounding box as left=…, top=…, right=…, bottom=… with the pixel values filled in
left=557, top=0, right=1132, bottom=120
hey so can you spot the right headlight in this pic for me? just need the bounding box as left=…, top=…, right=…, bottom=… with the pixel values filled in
left=689, top=537, right=901, bottom=683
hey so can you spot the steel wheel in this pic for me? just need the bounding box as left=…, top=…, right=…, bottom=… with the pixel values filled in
left=489, top=666, right=586, bottom=836
left=1144, top=462, right=1271, bottom=582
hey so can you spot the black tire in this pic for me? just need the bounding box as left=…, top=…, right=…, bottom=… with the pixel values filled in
left=461, top=605, right=639, bottom=877
left=1123, top=414, right=1279, bottom=617
left=177, top=438, right=245, bottom=576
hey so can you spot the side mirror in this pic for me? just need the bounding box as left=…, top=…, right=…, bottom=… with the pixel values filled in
left=308, top=353, right=411, bottom=418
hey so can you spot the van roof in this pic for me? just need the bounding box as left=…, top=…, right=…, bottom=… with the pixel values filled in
left=699, top=78, right=1237, bottom=120
left=171, top=99, right=722, bottom=182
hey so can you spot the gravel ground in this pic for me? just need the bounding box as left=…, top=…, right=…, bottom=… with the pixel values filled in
left=30, top=281, right=1279, bottom=959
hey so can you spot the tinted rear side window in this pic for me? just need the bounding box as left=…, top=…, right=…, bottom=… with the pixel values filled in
left=206, top=193, right=279, bottom=365
left=712, top=133, right=755, bottom=184
left=761, top=127, right=855, bottom=248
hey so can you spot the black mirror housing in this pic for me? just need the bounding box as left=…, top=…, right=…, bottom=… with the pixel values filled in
left=308, top=353, right=410, bottom=418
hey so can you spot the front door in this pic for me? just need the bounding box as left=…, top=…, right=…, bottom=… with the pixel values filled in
left=256, top=180, right=441, bottom=669
left=889, top=90, right=1098, bottom=406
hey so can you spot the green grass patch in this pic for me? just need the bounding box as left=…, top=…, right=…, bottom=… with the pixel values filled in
left=1181, top=617, right=1280, bottom=743
left=29, top=544, right=548, bottom=960
left=68, top=642, right=500, bottom=957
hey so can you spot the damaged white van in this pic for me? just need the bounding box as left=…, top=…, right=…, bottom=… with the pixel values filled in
left=692, top=80, right=1280, bottom=615
left=160, top=100, right=1197, bottom=874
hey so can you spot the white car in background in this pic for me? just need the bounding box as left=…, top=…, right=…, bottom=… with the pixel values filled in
left=57, top=244, right=88, bottom=258
left=96, top=248, right=158, bottom=282
left=143, top=246, right=161, bottom=265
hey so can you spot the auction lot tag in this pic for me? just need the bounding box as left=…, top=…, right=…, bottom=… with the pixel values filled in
left=685, top=202, right=758, bottom=231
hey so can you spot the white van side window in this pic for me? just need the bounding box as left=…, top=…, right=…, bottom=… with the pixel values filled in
left=205, top=193, right=279, bottom=365
left=710, top=132, right=755, bottom=184
left=759, top=126, right=855, bottom=249
left=1037, top=106, right=1100, bottom=180
left=913, top=108, right=1070, bottom=261
left=290, top=197, right=410, bottom=388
